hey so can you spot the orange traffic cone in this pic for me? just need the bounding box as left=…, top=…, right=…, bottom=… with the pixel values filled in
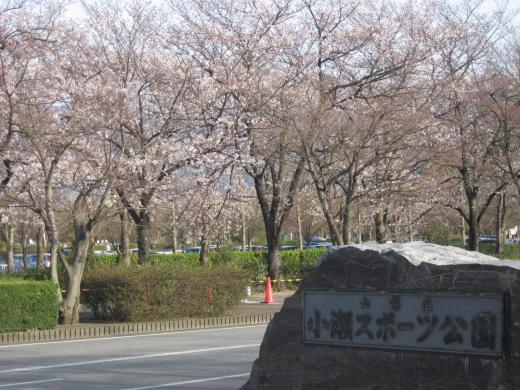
left=263, top=275, right=274, bottom=304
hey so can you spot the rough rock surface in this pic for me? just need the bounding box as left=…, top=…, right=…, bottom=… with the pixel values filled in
left=243, top=243, right=520, bottom=390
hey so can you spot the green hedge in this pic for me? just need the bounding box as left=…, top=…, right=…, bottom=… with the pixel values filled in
left=209, top=250, right=266, bottom=278
left=81, top=263, right=251, bottom=322
left=478, top=243, right=520, bottom=260
left=0, top=279, right=59, bottom=332
left=280, top=249, right=325, bottom=277
left=83, top=249, right=325, bottom=280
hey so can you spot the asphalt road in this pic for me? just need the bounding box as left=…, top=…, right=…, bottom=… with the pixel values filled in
left=0, top=325, right=267, bottom=389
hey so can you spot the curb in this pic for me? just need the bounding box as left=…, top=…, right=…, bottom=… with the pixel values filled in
left=0, top=313, right=274, bottom=345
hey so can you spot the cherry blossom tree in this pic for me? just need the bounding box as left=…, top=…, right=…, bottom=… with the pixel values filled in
left=0, top=208, right=17, bottom=272
left=2, top=26, right=71, bottom=284
left=173, top=0, right=306, bottom=279
left=0, top=1, right=59, bottom=191
left=81, top=1, right=233, bottom=264
left=484, top=36, right=520, bottom=203
left=50, top=21, right=129, bottom=323
left=285, top=0, right=433, bottom=245
left=2, top=14, right=122, bottom=323
left=430, top=1, right=512, bottom=251
left=179, top=170, right=234, bottom=265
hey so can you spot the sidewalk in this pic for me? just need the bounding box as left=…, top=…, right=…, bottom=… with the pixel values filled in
left=233, top=290, right=295, bottom=317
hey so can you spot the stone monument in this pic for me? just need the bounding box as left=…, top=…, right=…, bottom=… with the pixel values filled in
left=243, top=242, right=520, bottom=390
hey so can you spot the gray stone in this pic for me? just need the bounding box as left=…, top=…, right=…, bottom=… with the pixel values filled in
left=243, top=245, right=520, bottom=390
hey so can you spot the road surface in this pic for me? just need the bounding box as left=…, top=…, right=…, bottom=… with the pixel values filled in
left=0, top=325, right=267, bottom=389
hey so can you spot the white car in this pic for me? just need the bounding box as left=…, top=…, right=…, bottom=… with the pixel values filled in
left=0, top=254, right=51, bottom=272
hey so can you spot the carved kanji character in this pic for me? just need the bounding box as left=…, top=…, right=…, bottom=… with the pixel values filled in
left=306, top=309, right=322, bottom=338
left=439, top=315, right=468, bottom=345
left=416, top=315, right=438, bottom=342
left=376, top=312, right=396, bottom=341
left=355, top=313, right=374, bottom=340
left=422, top=296, right=433, bottom=312
left=471, top=312, right=497, bottom=350
left=330, top=310, right=354, bottom=340
left=322, top=318, right=330, bottom=331
left=396, top=322, right=415, bottom=332
left=390, top=296, right=401, bottom=312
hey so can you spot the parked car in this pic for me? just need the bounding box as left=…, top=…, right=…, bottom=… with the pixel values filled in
left=305, top=242, right=333, bottom=250
left=182, top=245, right=217, bottom=254
left=25, top=254, right=51, bottom=269
left=129, top=249, right=160, bottom=254
left=479, top=235, right=497, bottom=243
left=250, top=245, right=267, bottom=252
left=0, top=254, right=51, bottom=272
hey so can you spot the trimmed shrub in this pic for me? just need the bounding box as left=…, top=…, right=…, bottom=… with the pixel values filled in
left=149, top=253, right=199, bottom=266
left=0, top=279, right=59, bottom=332
left=479, top=243, right=520, bottom=260
left=298, top=249, right=327, bottom=275
left=79, top=266, right=140, bottom=321
left=81, top=263, right=251, bottom=322
left=280, top=249, right=326, bottom=278
left=82, top=248, right=324, bottom=279
left=210, top=250, right=267, bottom=278
left=86, top=254, right=132, bottom=267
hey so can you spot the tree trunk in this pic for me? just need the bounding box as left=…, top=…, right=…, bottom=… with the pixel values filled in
left=62, top=236, right=88, bottom=325
left=250, top=155, right=304, bottom=285
left=302, top=143, right=343, bottom=245
left=297, top=203, right=304, bottom=250
left=45, top=207, right=61, bottom=294
left=322, top=203, right=343, bottom=245
left=172, top=229, right=178, bottom=253
left=36, top=224, right=46, bottom=271
left=6, top=224, right=14, bottom=273
left=267, top=245, right=282, bottom=281
left=62, top=194, right=92, bottom=325
left=43, top=180, right=60, bottom=285
left=241, top=208, right=247, bottom=251
left=119, top=210, right=130, bottom=267
left=117, top=190, right=153, bottom=265
left=199, top=235, right=209, bottom=266
left=495, top=192, right=506, bottom=254
left=357, top=209, right=363, bottom=244
left=467, top=200, right=479, bottom=251
left=171, top=202, right=178, bottom=253
left=407, top=210, right=413, bottom=242
left=48, top=231, right=60, bottom=283
left=265, top=226, right=283, bottom=280
left=22, top=239, right=28, bottom=271
left=342, top=201, right=352, bottom=244
left=136, top=213, right=151, bottom=265
left=461, top=215, right=466, bottom=246
left=374, top=211, right=386, bottom=244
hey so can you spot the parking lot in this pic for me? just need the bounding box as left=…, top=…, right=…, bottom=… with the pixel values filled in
left=0, top=325, right=266, bottom=389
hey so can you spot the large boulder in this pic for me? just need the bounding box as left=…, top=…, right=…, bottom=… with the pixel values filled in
left=243, top=242, right=520, bottom=390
